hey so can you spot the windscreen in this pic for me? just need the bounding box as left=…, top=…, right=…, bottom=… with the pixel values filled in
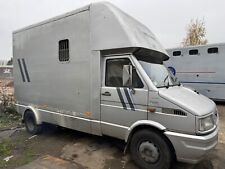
left=138, top=59, right=180, bottom=88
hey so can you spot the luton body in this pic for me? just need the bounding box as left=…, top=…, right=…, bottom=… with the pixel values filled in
left=166, top=43, right=225, bottom=101
left=13, top=2, right=218, bottom=169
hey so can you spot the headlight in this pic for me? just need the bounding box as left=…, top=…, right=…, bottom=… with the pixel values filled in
left=197, top=109, right=219, bottom=134
left=199, top=115, right=214, bottom=132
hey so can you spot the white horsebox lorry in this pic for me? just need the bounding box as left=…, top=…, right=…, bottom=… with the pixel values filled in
left=13, top=2, right=218, bottom=169
left=166, top=43, right=225, bottom=101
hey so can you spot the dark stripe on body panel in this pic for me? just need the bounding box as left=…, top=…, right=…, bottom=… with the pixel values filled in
left=116, top=88, right=127, bottom=110
left=124, top=88, right=135, bottom=111
left=22, top=58, right=30, bottom=82
left=17, top=59, right=25, bottom=82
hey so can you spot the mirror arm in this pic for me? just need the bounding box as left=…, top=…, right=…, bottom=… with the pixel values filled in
left=129, top=87, right=135, bottom=94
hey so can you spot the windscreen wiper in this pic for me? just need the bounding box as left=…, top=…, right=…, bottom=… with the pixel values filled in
left=163, top=75, right=170, bottom=89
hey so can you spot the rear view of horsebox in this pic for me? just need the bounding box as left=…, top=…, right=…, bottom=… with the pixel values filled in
left=13, top=2, right=218, bottom=169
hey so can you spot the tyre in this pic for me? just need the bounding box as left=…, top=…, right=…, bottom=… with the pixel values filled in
left=130, top=129, right=173, bottom=169
left=24, top=110, right=42, bottom=134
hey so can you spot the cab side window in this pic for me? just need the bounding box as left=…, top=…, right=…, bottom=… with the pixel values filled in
left=105, top=58, right=144, bottom=88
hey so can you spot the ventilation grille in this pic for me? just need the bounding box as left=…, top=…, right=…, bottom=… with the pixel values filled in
left=162, top=108, right=187, bottom=116
left=174, top=110, right=187, bottom=116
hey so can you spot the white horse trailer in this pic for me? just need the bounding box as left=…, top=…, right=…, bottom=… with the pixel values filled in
left=165, top=43, right=225, bottom=101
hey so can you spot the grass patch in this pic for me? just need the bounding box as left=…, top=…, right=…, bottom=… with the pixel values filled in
left=1, top=149, right=36, bottom=169
left=0, top=140, right=11, bottom=156
left=0, top=137, right=36, bottom=169
left=0, top=107, right=22, bottom=129
left=0, top=139, right=13, bottom=168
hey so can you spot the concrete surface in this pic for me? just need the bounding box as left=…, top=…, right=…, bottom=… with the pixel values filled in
left=0, top=130, right=16, bottom=140
left=0, top=127, right=24, bottom=140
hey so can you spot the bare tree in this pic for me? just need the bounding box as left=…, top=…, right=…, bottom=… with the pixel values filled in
left=182, top=18, right=208, bottom=47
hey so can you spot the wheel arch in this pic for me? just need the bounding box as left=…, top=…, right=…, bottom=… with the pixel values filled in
left=125, top=120, right=176, bottom=159
left=125, top=120, right=166, bottom=142
left=23, top=106, right=42, bottom=125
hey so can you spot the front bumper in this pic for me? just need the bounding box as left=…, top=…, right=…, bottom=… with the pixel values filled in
left=165, top=128, right=218, bottom=164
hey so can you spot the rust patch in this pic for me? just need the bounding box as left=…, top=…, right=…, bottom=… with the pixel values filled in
left=39, top=104, right=48, bottom=109
left=84, top=112, right=92, bottom=117
left=43, top=155, right=68, bottom=165
left=147, top=107, right=156, bottom=113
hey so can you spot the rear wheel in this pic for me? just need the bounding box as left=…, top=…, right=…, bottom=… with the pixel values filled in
left=24, top=110, right=42, bottom=134
left=130, top=129, right=173, bottom=169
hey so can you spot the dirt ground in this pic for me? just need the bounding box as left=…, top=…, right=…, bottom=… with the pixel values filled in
left=0, top=104, right=225, bottom=169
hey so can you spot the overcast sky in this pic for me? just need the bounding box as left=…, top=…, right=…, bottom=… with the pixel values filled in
left=0, top=0, right=225, bottom=60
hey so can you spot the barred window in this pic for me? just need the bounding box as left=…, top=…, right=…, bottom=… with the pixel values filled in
left=59, top=39, right=69, bottom=62
left=189, top=49, right=198, bottom=55
left=208, top=47, right=218, bottom=54
left=173, top=51, right=181, bottom=56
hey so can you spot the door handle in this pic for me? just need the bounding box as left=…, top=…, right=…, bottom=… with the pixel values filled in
left=102, top=91, right=111, bottom=96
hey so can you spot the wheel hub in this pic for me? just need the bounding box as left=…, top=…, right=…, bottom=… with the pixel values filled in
left=139, top=141, right=160, bottom=163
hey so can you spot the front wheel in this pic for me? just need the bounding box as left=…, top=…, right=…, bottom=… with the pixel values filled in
left=130, top=129, right=173, bottom=169
left=24, top=111, right=42, bottom=135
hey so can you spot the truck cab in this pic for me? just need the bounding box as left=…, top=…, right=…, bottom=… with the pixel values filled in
left=100, top=52, right=218, bottom=167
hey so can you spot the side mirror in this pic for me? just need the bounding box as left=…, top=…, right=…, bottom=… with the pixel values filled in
left=123, top=65, right=132, bottom=87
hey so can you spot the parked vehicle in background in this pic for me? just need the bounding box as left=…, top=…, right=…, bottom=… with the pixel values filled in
left=166, top=43, right=225, bottom=101
left=13, top=2, right=219, bottom=169
left=0, top=65, right=13, bottom=79
left=0, top=65, right=14, bottom=98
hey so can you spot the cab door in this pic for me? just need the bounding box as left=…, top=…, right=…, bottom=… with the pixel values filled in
left=100, top=55, right=148, bottom=139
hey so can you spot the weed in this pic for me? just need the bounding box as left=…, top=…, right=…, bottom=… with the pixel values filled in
left=0, top=140, right=11, bottom=156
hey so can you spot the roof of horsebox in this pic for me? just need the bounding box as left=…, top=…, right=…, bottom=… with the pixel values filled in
left=90, top=2, right=169, bottom=61
left=13, top=2, right=169, bottom=61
